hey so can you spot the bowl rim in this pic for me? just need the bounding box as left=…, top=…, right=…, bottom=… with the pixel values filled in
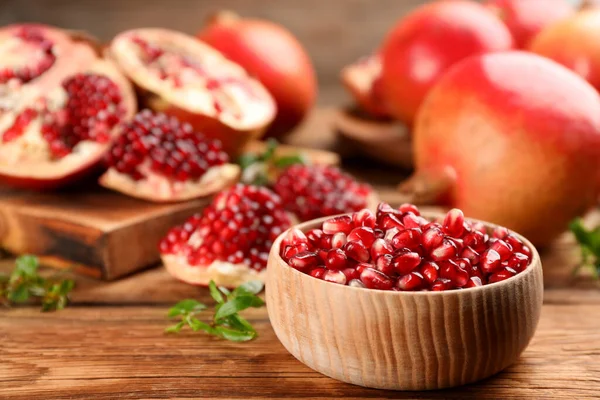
left=270, top=210, right=542, bottom=296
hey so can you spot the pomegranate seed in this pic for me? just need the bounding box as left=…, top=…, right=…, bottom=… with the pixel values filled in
left=283, top=228, right=308, bottom=247
left=309, top=268, right=326, bottom=279
left=431, top=279, right=452, bottom=291
left=323, top=270, right=347, bottom=285
left=352, top=209, right=376, bottom=228
left=397, top=272, right=425, bottom=291
left=420, top=261, right=439, bottom=284
left=288, top=251, right=319, bottom=271
left=392, top=250, right=422, bottom=275
left=323, top=215, right=353, bottom=235
left=463, top=230, right=486, bottom=252
left=355, top=262, right=371, bottom=274
left=430, top=239, right=458, bottom=261
left=331, top=232, right=347, bottom=249
left=493, top=226, right=510, bottom=239
left=320, top=234, right=333, bottom=249
left=282, top=243, right=309, bottom=260
left=481, top=249, right=503, bottom=274
left=380, top=214, right=404, bottom=230
left=306, top=229, right=324, bottom=247
left=489, top=239, right=513, bottom=261
left=398, top=203, right=420, bottom=215
left=342, top=267, right=361, bottom=281
left=384, top=227, right=401, bottom=242
left=347, top=227, right=377, bottom=248
left=488, top=267, right=516, bottom=284
left=375, top=254, right=395, bottom=276
left=402, top=213, right=426, bottom=229
left=360, top=268, right=394, bottom=290
left=377, top=203, right=402, bottom=220
left=466, top=276, right=483, bottom=288
left=470, top=221, right=487, bottom=234
left=391, top=228, right=422, bottom=251
left=443, top=208, right=465, bottom=237
left=521, top=245, right=533, bottom=259
left=507, top=253, right=529, bottom=272
left=343, top=241, right=370, bottom=263
left=447, top=237, right=464, bottom=252
left=370, top=238, right=393, bottom=260
left=422, top=226, right=444, bottom=250
left=326, top=248, right=348, bottom=270
left=506, top=235, right=524, bottom=252
left=439, top=260, right=469, bottom=287
left=460, top=246, right=480, bottom=265
left=348, top=279, right=366, bottom=288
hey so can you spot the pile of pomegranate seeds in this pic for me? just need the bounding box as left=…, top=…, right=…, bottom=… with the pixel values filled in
left=160, top=184, right=291, bottom=271
left=280, top=203, right=533, bottom=291
left=105, top=109, right=229, bottom=181
left=273, top=164, right=373, bottom=221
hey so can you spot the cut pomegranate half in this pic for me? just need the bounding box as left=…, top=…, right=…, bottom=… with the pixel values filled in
left=341, top=54, right=390, bottom=119
left=159, top=184, right=292, bottom=286
left=108, top=28, right=277, bottom=156
left=0, top=24, right=136, bottom=189
left=99, top=110, right=240, bottom=202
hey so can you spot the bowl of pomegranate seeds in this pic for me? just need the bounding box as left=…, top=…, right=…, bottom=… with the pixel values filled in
left=266, top=202, right=543, bottom=390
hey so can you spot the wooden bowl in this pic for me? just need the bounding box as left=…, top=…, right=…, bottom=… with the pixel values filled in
left=266, top=212, right=544, bottom=391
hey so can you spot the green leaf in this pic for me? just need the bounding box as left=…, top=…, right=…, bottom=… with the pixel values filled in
left=233, top=280, right=264, bottom=296
left=225, top=313, right=256, bottom=333
left=58, top=279, right=75, bottom=295
left=165, top=321, right=185, bottom=333
left=167, top=299, right=206, bottom=318
left=8, top=284, right=30, bottom=303
left=261, top=138, right=279, bottom=162
left=237, top=153, right=258, bottom=170
left=214, top=295, right=265, bottom=321
left=14, top=255, right=38, bottom=278
left=218, top=287, right=231, bottom=296
left=187, top=316, right=217, bottom=335
left=208, top=281, right=224, bottom=304
left=273, top=154, right=306, bottom=168
left=214, top=326, right=257, bottom=342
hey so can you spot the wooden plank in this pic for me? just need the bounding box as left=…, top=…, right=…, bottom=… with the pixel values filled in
left=1, top=304, right=599, bottom=399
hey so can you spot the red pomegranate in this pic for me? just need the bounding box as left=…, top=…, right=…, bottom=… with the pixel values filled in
left=380, top=0, right=513, bottom=125
left=0, top=24, right=136, bottom=189
left=197, top=11, right=317, bottom=139
left=108, top=28, right=276, bottom=156
left=340, top=54, right=389, bottom=118
left=529, top=9, right=600, bottom=92
left=485, top=0, right=574, bottom=49
left=99, top=110, right=239, bottom=202
left=400, top=51, right=600, bottom=245
left=159, top=184, right=292, bottom=286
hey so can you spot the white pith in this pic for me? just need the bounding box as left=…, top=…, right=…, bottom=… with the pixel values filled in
left=341, top=54, right=381, bottom=96
left=99, top=163, right=241, bottom=202
left=162, top=254, right=266, bottom=287
left=110, top=29, right=276, bottom=131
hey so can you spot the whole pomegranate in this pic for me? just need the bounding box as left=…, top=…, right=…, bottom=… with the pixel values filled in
left=99, top=110, right=239, bottom=202
left=380, top=0, right=513, bottom=125
left=108, top=28, right=276, bottom=156
left=529, top=9, right=600, bottom=91
left=485, top=0, right=574, bottom=49
left=0, top=24, right=136, bottom=189
left=401, top=51, right=600, bottom=245
left=197, top=11, right=317, bottom=138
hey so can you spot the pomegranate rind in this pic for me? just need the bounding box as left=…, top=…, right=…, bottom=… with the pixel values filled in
left=108, top=28, right=277, bottom=155
left=0, top=57, right=136, bottom=189
left=340, top=55, right=389, bottom=119
left=161, top=254, right=266, bottom=287
left=99, top=163, right=241, bottom=202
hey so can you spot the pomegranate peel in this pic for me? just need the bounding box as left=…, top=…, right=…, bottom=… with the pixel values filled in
left=108, top=28, right=276, bottom=156
left=340, top=54, right=389, bottom=118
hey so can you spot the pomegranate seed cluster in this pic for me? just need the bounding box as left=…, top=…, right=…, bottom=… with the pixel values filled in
left=160, top=184, right=291, bottom=271
left=274, top=165, right=373, bottom=221
left=0, top=27, right=56, bottom=85
left=280, top=203, right=533, bottom=291
left=105, top=109, right=229, bottom=181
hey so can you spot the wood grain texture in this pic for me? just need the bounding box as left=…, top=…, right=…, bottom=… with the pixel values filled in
left=266, top=214, right=544, bottom=390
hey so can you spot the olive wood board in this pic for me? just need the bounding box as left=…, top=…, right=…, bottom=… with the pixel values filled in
left=0, top=140, right=340, bottom=281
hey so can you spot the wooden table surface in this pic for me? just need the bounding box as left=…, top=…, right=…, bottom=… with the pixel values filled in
left=1, top=109, right=600, bottom=399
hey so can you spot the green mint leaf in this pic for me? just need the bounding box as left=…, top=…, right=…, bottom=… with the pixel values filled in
left=214, top=326, right=257, bottom=342
left=187, top=316, right=217, bottom=335
left=167, top=299, right=206, bottom=318
left=214, top=295, right=265, bottom=321
left=208, top=281, right=224, bottom=304
left=261, top=138, right=279, bottom=162
left=14, top=255, right=39, bottom=278
left=219, top=286, right=231, bottom=296
left=273, top=154, right=306, bottom=168
left=225, top=313, right=256, bottom=333
left=165, top=321, right=185, bottom=333
left=233, top=280, right=264, bottom=296
left=251, top=174, right=270, bottom=186
left=237, top=153, right=258, bottom=170
left=59, top=279, right=75, bottom=295
left=8, top=284, right=30, bottom=303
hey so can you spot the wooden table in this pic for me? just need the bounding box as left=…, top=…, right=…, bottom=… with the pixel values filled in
left=1, top=109, right=600, bottom=399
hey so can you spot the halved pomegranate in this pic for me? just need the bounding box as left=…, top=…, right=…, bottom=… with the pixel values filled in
left=108, top=28, right=276, bottom=156
left=340, top=54, right=389, bottom=119
left=159, top=184, right=292, bottom=286
left=99, top=109, right=240, bottom=202
left=0, top=24, right=136, bottom=189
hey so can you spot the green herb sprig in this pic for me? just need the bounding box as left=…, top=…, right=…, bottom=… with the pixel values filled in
left=0, top=255, right=75, bottom=311
left=166, top=280, right=265, bottom=342
left=570, top=218, right=600, bottom=279
left=238, top=139, right=306, bottom=185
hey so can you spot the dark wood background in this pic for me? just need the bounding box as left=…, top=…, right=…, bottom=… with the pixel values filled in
left=0, top=0, right=427, bottom=104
